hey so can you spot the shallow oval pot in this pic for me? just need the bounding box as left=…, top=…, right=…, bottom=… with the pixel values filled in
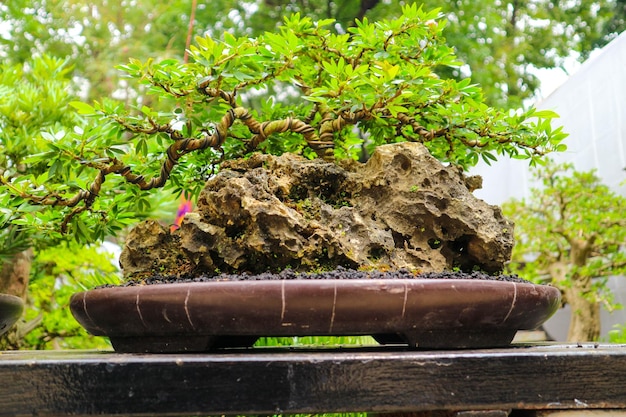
left=0, top=294, right=24, bottom=337
left=70, top=279, right=560, bottom=353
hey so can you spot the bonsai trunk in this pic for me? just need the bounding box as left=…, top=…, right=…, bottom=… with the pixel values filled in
left=565, top=274, right=601, bottom=342
left=0, top=248, right=32, bottom=299
left=0, top=248, right=32, bottom=349
left=550, top=251, right=601, bottom=342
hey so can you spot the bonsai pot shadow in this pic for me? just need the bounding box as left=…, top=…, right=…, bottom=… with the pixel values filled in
left=69, top=274, right=560, bottom=353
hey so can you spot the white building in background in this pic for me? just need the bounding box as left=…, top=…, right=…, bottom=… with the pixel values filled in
left=470, top=31, right=626, bottom=341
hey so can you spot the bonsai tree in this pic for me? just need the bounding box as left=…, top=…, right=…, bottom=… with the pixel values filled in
left=503, top=161, right=626, bottom=342
left=1, top=5, right=566, bottom=270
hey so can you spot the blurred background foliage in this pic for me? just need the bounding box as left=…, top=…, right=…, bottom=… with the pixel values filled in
left=19, top=243, right=120, bottom=350
left=2, top=0, right=624, bottom=107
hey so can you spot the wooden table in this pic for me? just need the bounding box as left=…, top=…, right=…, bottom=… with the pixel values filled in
left=1, top=343, right=626, bottom=416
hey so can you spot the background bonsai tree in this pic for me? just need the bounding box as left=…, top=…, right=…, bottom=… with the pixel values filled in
left=503, top=161, right=626, bottom=342
left=1, top=5, right=566, bottom=253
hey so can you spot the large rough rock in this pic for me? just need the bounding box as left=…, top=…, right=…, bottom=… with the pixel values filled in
left=120, top=143, right=514, bottom=280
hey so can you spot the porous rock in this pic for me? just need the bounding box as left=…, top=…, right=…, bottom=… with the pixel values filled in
left=120, top=142, right=514, bottom=279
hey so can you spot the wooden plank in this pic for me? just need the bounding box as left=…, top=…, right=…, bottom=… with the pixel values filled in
left=0, top=344, right=625, bottom=416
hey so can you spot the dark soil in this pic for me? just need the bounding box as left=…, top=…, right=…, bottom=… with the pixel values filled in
left=116, top=266, right=531, bottom=287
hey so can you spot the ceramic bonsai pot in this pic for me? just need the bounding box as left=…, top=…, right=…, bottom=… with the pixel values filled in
left=70, top=278, right=560, bottom=353
left=0, top=294, right=24, bottom=337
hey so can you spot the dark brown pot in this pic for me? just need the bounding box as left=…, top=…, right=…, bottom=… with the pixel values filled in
left=0, top=294, right=24, bottom=337
left=69, top=278, right=560, bottom=353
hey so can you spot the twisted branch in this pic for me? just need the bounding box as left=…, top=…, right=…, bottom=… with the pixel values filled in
left=7, top=100, right=349, bottom=232
left=396, top=113, right=448, bottom=141
left=12, top=84, right=473, bottom=233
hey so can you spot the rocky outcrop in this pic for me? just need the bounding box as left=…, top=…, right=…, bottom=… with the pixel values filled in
left=120, top=143, right=514, bottom=280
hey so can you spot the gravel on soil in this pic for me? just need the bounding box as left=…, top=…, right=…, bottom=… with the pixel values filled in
left=116, top=266, right=531, bottom=287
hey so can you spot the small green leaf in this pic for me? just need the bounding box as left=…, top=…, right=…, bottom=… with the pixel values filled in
left=387, top=104, right=409, bottom=117
left=69, top=101, right=96, bottom=115
left=532, top=109, right=560, bottom=119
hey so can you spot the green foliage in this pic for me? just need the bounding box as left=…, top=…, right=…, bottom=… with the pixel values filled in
left=0, top=56, right=81, bottom=259
left=217, top=0, right=626, bottom=107
left=0, top=0, right=224, bottom=101
left=2, top=1, right=624, bottom=109
left=1, top=6, right=567, bottom=248
left=419, top=0, right=623, bottom=108
left=606, top=324, right=626, bottom=343
left=20, top=243, right=121, bottom=350
left=255, top=336, right=377, bottom=347
left=0, top=57, right=181, bottom=254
